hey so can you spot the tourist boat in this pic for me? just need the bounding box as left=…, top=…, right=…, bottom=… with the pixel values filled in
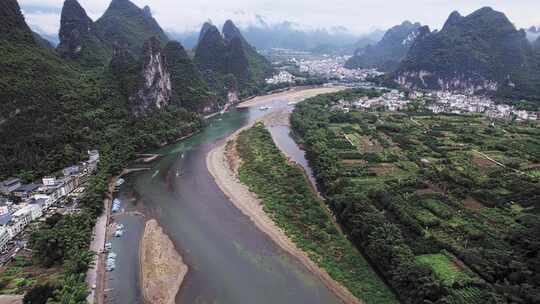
left=115, top=178, right=125, bottom=187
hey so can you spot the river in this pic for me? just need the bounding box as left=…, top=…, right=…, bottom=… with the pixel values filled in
left=106, top=88, right=344, bottom=304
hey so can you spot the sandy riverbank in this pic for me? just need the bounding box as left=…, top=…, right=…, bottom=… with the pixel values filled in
left=207, top=131, right=362, bottom=304
left=140, top=219, right=187, bottom=304
left=0, top=295, right=22, bottom=304
left=237, top=86, right=346, bottom=108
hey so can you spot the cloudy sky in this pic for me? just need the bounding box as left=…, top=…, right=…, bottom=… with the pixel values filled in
left=20, top=0, right=540, bottom=37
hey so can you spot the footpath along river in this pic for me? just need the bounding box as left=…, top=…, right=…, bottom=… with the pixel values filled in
left=106, top=87, right=346, bottom=304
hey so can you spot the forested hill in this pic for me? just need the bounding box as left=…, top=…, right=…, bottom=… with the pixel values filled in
left=395, top=7, right=540, bottom=102
left=1, top=0, right=35, bottom=43
left=0, top=0, right=202, bottom=180
left=94, top=0, right=168, bottom=56
left=195, top=20, right=274, bottom=98
left=57, top=0, right=110, bottom=66
left=345, top=21, right=424, bottom=72
left=223, top=20, right=274, bottom=91
left=164, top=41, right=217, bottom=112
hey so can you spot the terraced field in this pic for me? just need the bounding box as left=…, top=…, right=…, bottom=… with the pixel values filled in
left=291, top=88, right=540, bottom=303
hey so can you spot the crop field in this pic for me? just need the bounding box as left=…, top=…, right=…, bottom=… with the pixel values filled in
left=291, top=89, right=540, bottom=303
left=416, top=251, right=472, bottom=286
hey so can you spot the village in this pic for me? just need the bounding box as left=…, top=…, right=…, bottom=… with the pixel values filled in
left=0, top=150, right=100, bottom=264
left=333, top=88, right=540, bottom=122
left=297, top=56, right=383, bottom=81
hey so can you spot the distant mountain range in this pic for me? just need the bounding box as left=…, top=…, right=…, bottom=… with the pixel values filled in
left=345, top=21, right=424, bottom=72
left=170, top=23, right=385, bottom=54
left=395, top=7, right=540, bottom=102
left=526, top=26, right=540, bottom=43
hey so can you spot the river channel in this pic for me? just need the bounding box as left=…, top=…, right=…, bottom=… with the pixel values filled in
left=106, top=88, right=343, bottom=304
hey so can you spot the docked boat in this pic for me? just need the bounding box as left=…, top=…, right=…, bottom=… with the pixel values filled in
left=115, top=178, right=125, bottom=187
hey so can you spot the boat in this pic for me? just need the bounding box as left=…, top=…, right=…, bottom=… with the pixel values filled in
left=259, top=106, right=272, bottom=111
left=115, top=178, right=125, bottom=187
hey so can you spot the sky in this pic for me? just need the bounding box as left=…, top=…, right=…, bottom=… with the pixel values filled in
left=19, top=0, right=540, bottom=37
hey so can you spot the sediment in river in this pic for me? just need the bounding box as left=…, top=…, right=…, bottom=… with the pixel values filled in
left=140, top=219, right=188, bottom=304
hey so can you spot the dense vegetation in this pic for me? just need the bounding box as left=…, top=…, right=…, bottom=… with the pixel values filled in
left=24, top=129, right=164, bottom=302
left=1, top=1, right=201, bottom=299
left=0, top=0, right=205, bottom=181
left=57, top=0, right=111, bottom=67
left=195, top=21, right=274, bottom=98
left=345, top=21, right=423, bottom=72
left=236, top=123, right=397, bottom=303
left=164, top=41, right=218, bottom=112
left=397, top=7, right=540, bottom=104
left=94, top=0, right=168, bottom=57
left=291, top=89, right=540, bottom=303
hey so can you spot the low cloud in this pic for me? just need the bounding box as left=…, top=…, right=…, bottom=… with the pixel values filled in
left=20, top=0, right=540, bottom=37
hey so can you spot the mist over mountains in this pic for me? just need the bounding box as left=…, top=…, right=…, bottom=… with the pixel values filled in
left=169, top=22, right=384, bottom=53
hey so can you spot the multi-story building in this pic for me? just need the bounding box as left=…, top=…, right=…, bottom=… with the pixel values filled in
left=9, top=207, right=33, bottom=237
left=0, top=227, right=10, bottom=252
left=0, top=178, right=21, bottom=195
left=62, top=166, right=80, bottom=177
left=12, top=183, right=40, bottom=199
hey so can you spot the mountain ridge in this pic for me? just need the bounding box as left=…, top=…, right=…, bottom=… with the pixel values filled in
left=345, top=21, right=423, bottom=72
left=395, top=7, right=540, bottom=101
left=94, top=0, right=168, bottom=56
left=57, top=0, right=110, bottom=66
left=195, top=20, right=273, bottom=97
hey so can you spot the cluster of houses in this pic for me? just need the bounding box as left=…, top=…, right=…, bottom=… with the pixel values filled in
left=332, top=89, right=412, bottom=112
left=427, top=91, right=539, bottom=121
left=298, top=56, right=383, bottom=81
left=0, top=150, right=99, bottom=253
left=331, top=88, right=539, bottom=122
left=265, top=71, right=296, bottom=85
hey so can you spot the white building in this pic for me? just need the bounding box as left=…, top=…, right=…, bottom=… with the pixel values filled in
left=0, top=227, right=10, bottom=252
left=42, top=176, right=57, bottom=186
left=62, top=166, right=80, bottom=177
left=9, top=207, right=33, bottom=237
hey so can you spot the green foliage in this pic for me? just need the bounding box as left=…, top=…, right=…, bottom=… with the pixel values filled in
left=28, top=214, right=94, bottom=267
left=195, top=22, right=273, bottom=98
left=47, top=274, right=88, bottom=304
left=416, top=252, right=471, bottom=286
left=164, top=41, right=217, bottom=112
left=94, top=0, right=168, bottom=57
left=398, top=7, right=540, bottom=104
left=23, top=284, right=56, bottom=304
left=291, top=88, right=540, bottom=303
left=236, top=123, right=397, bottom=303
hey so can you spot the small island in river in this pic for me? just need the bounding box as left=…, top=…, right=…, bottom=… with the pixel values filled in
left=140, top=219, right=188, bottom=304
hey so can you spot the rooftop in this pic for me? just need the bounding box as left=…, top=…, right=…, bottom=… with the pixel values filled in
left=1, top=178, right=20, bottom=187
left=14, top=183, right=40, bottom=193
